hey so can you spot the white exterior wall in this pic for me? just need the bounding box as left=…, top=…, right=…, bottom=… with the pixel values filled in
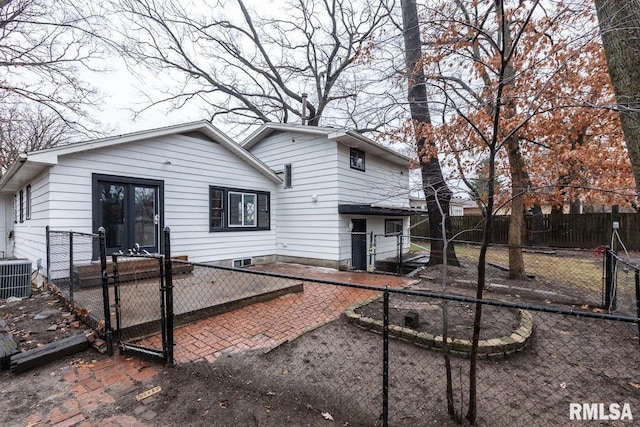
left=336, top=143, right=410, bottom=265
left=9, top=172, right=50, bottom=269
left=12, top=133, right=278, bottom=267
left=249, top=131, right=411, bottom=268
left=336, top=143, right=409, bottom=207
left=248, top=132, right=343, bottom=262
left=337, top=215, right=410, bottom=269
left=0, top=196, right=10, bottom=258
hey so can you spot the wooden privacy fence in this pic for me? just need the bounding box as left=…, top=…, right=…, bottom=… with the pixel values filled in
left=410, top=212, right=640, bottom=250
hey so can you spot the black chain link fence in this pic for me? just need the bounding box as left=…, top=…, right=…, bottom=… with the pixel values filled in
left=605, top=245, right=640, bottom=319
left=44, top=227, right=640, bottom=425
left=46, top=227, right=105, bottom=330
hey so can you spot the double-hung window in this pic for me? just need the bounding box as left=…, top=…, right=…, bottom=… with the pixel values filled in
left=229, top=192, right=256, bottom=227
left=210, top=186, right=270, bottom=231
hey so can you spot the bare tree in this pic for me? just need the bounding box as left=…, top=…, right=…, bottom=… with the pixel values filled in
left=107, top=0, right=404, bottom=133
left=399, top=0, right=460, bottom=269
left=595, top=0, right=640, bottom=197
left=0, top=0, right=108, bottom=172
left=0, top=105, right=76, bottom=174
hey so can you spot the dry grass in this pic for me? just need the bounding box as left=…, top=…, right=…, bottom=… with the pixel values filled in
left=441, top=243, right=604, bottom=293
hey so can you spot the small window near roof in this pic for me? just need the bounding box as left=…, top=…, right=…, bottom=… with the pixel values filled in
left=26, top=185, right=31, bottom=220
left=284, top=164, right=292, bottom=188
left=19, top=190, right=24, bottom=223
left=350, top=148, right=365, bottom=171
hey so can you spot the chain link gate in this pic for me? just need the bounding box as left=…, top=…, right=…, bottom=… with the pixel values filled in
left=107, top=229, right=174, bottom=364
left=372, top=233, right=406, bottom=274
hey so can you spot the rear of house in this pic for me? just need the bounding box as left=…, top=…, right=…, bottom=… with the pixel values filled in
left=0, top=122, right=281, bottom=272
left=1, top=121, right=414, bottom=278
left=243, top=123, right=413, bottom=270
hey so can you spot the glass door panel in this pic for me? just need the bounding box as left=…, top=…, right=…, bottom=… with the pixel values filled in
left=99, top=183, right=126, bottom=251
left=134, top=186, right=157, bottom=249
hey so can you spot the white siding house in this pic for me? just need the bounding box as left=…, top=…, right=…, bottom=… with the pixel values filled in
left=0, top=121, right=414, bottom=275
left=0, top=122, right=280, bottom=269
left=242, top=123, right=413, bottom=270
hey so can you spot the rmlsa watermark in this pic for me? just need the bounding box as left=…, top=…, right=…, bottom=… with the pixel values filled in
left=569, top=403, right=633, bottom=421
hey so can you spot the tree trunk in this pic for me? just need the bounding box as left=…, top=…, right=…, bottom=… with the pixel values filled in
left=400, top=0, right=459, bottom=267
left=506, top=135, right=527, bottom=279
left=595, top=0, right=640, bottom=197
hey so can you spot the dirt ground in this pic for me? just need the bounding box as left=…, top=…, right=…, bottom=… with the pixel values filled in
left=1, top=260, right=639, bottom=426
left=1, top=287, right=91, bottom=355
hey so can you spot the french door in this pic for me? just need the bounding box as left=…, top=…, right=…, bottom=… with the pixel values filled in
left=93, top=175, right=163, bottom=254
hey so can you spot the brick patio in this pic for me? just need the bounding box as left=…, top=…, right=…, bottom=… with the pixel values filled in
left=138, top=263, right=415, bottom=364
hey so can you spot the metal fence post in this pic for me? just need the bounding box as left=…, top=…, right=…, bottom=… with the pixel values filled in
left=382, top=286, right=389, bottom=427
left=368, top=231, right=374, bottom=272
left=158, top=253, right=167, bottom=363
left=111, top=253, right=121, bottom=350
left=635, top=269, right=640, bottom=342
left=397, top=235, right=402, bottom=275
left=604, top=249, right=618, bottom=311
left=69, top=231, right=74, bottom=302
left=45, top=225, right=50, bottom=281
left=164, top=227, right=174, bottom=365
left=98, top=227, right=113, bottom=356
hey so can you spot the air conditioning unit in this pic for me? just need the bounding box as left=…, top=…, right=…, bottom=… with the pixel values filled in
left=0, top=259, right=32, bottom=299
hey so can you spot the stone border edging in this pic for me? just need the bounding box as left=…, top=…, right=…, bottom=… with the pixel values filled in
left=345, top=297, right=533, bottom=359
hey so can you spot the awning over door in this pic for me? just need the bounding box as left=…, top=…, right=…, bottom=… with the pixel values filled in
left=338, top=204, right=426, bottom=216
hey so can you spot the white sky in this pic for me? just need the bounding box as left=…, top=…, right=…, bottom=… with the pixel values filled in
left=88, top=58, right=206, bottom=136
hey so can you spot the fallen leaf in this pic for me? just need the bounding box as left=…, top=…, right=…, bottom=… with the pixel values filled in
left=630, top=382, right=640, bottom=390
left=581, top=304, right=589, bottom=309
left=322, top=411, right=334, bottom=421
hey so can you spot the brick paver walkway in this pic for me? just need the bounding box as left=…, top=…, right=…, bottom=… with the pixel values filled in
left=137, top=264, right=414, bottom=364
left=13, top=264, right=413, bottom=426
left=22, top=355, right=160, bottom=427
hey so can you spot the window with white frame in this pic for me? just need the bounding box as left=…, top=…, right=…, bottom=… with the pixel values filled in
left=209, top=186, right=270, bottom=231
